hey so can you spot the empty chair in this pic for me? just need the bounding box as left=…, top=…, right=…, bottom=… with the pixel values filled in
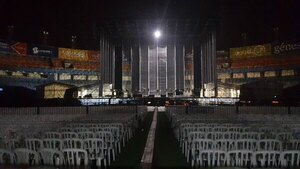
left=236, top=139, right=258, bottom=151
left=83, top=138, right=107, bottom=167
left=206, top=132, right=224, bottom=140
left=25, top=138, right=43, bottom=151
left=284, top=139, right=300, bottom=151
left=0, top=149, right=16, bottom=165
left=281, top=150, right=300, bottom=167
left=240, top=132, right=262, bottom=140
left=63, top=138, right=84, bottom=149
left=215, top=139, right=236, bottom=151
left=190, top=139, right=214, bottom=164
left=227, top=150, right=253, bottom=167
left=39, top=148, right=64, bottom=166
left=194, top=150, right=227, bottom=168
left=277, top=132, right=293, bottom=141
left=61, top=132, right=78, bottom=139
left=185, top=132, right=206, bottom=157
left=78, top=131, right=95, bottom=139
left=95, top=131, right=116, bottom=164
left=43, top=139, right=63, bottom=151
left=4, top=139, right=19, bottom=150
left=14, top=148, right=40, bottom=165
left=258, top=139, right=282, bottom=151
left=103, top=127, right=121, bottom=153
left=63, top=149, right=88, bottom=166
left=253, top=150, right=281, bottom=167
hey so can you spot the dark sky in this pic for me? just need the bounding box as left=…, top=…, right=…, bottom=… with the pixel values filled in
left=0, top=0, right=299, bottom=50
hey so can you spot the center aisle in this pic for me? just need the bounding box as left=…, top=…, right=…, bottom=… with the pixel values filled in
left=153, top=111, right=190, bottom=169
left=109, top=111, right=153, bottom=169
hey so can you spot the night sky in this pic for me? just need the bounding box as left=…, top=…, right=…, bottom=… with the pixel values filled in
left=0, top=0, right=299, bottom=50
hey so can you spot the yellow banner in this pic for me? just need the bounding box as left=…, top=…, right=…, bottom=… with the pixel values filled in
left=59, top=48, right=88, bottom=61
left=230, top=44, right=271, bottom=59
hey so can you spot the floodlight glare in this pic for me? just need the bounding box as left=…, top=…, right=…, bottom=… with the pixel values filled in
left=154, top=30, right=161, bottom=39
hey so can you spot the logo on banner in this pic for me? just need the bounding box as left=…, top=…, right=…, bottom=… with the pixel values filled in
left=33, top=47, right=39, bottom=54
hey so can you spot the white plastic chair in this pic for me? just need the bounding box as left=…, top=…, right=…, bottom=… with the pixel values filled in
left=25, top=138, right=43, bottom=151
left=227, top=150, right=253, bottom=167
left=258, top=139, right=282, bottom=151
left=14, top=148, right=40, bottom=165
left=236, top=139, right=258, bottom=151
left=43, top=138, right=63, bottom=151
left=61, top=132, right=78, bottom=139
left=215, top=139, right=236, bottom=151
left=95, top=131, right=116, bottom=164
left=62, top=148, right=88, bottom=166
left=190, top=139, right=215, bottom=165
left=195, top=150, right=227, bottom=167
left=281, top=150, right=300, bottom=167
left=39, top=148, right=64, bottom=166
left=0, top=149, right=16, bottom=165
left=83, top=138, right=107, bottom=167
left=253, top=150, right=281, bottom=167
left=63, top=138, right=84, bottom=149
left=73, top=127, right=89, bottom=133
left=43, top=132, right=61, bottom=139
left=78, top=131, right=95, bottom=139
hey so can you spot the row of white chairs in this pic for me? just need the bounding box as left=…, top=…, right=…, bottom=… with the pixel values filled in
left=191, top=149, right=300, bottom=168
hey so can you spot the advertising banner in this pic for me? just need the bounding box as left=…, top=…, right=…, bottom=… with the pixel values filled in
left=88, top=50, right=101, bottom=62
left=230, top=44, right=271, bottom=59
left=27, top=44, right=58, bottom=58
left=272, top=41, right=300, bottom=55
left=0, top=39, right=27, bottom=56
left=58, top=48, right=88, bottom=61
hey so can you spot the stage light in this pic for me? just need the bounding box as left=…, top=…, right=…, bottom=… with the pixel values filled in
left=154, top=30, right=161, bottom=39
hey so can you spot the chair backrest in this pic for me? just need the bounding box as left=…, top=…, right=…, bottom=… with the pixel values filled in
left=0, top=149, right=16, bottom=165
left=39, top=148, right=64, bottom=166
left=284, top=140, right=300, bottom=151
left=63, top=138, right=83, bottom=149
left=25, top=138, right=43, bottom=151
left=227, top=150, right=253, bottom=167
left=253, top=150, right=281, bottom=167
left=61, top=132, right=78, bottom=139
left=89, top=127, right=104, bottom=133
left=43, top=139, right=63, bottom=151
left=277, top=132, right=293, bottom=141
left=188, top=132, right=206, bottom=143
left=95, top=131, right=115, bottom=144
left=192, top=139, right=215, bottom=151
left=14, top=148, right=40, bottom=165
left=78, top=131, right=95, bottom=139
left=236, top=139, right=258, bottom=151
left=258, top=139, right=282, bottom=151
left=62, top=148, right=88, bottom=166
left=281, top=150, right=300, bottom=167
left=215, top=139, right=236, bottom=151
left=43, top=132, right=61, bottom=139
left=240, top=132, right=261, bottom=140
left=198, top=150, right=227, bottom=167
left=224, top=132, right=241, bottom=140
left=4, top=139, right=19, bottom=150
left=206, top=132, right=224, bottom=140
left=83, top=138, right=107, bottom=159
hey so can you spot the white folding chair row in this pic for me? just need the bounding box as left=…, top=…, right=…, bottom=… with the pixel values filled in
left=192, top=150, right=300, bottom=168
left=0, top=149, right=16, bottom=165
left=187, top=139, right=284, bottom=163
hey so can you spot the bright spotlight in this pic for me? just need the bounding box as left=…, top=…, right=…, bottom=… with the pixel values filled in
left=154, top=30, right=161, bottom=39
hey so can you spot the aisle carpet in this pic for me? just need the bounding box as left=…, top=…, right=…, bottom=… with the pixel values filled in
left=109, top=111, right=153, bottom=169
left=152, top=111, right=190, bottom=169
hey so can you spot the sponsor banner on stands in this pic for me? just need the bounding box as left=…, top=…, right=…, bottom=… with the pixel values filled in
left=0, top=39, right=27, bottom=56
left=58, top=48, right=88, bottom=61
left=27, top=44, right=58, bottom=58
left=230, top=43, right=271, bottom=59
left=272, top=41, right=300, bottom=55
left=88, top=50, right=101, bottom=62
